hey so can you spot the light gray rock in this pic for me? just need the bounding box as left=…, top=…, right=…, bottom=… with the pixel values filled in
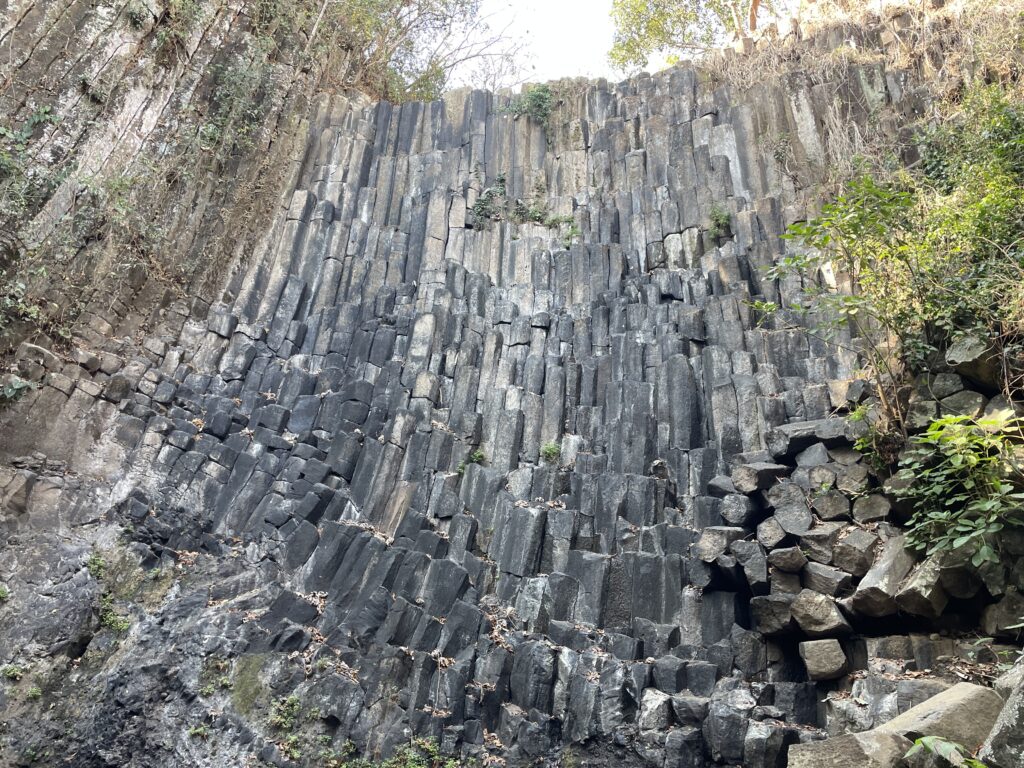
left=800, top=639, right=849, bottom=681
left=787, top=731, right=913, bottom=768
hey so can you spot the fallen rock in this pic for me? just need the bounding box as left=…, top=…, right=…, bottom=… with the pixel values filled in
left=751, top=594, right=796, bottom=636
left=787, top=731, right=913, bottom=768
left=834, top=528, right=879, bottom=577
left=852, top=536, right=916, bottom=617
left=695, top=526, right=747, bottom=563
left=981, top=591, right=1024, bottom=639
left=732, top=462, right=792, bottom=493
left=979, top=660, right=1024, bottom=768
left=799, top=639, right=849, bottom=681
left=895, top=554, right=948, bottom=618
left=853, top=494, right=891, bottom=524
left=791, top=590, right=852, bottom=637
left=876, top=682, right=1005, bottom=751
left=767, top=483, right=813, bottom=535
left=768, top=546, right=807, bottom=573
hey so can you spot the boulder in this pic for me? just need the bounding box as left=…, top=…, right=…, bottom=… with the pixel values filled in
left=695, top=526, right=747, bottom=563
left=767, top=483, right=813, bottom=535
left=876, top=682, right=1005, bottom=751
left=853, top=494, right=891, bottom=524
left=751, top=594, right=796, bottom=636
left=799, top=639, right=849, bottom=681
left=787, top=731, right=913, bottom=768
left=834, top=528, right=879, bottom=577
left=639, top=688, right=673, bottom=731
left=978, top=661, right=1024, bottom=768
left=852, top=536, right=916, bottom=617
left=768, top=546, right=807, bottom=573
left=895, top=554, right=948, bottom=618
left=732, top=462, right=792, bottom=493
left=791, top=590, right=852, bottom=637
left=981, top=591, right=1024, bottom=639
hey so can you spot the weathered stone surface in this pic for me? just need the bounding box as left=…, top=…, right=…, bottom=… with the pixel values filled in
left=800, top=639, right=849, bottom=681
left=895, top=554, right=948, bottom=618
left=982, top=592, right=1024, bottom=639
left=767, top=483, right=813, bottom=535
left=979, top=660, right=1024, bottom=768
left=732, top=462, right=792, bottom=493
left=833, top=528, right=879, bottom=577
left=852, top=536, right=916, bottom=617
left=876, top=682, right=1004, bottom=750
left=787, top=731, right=913, bottom=768
left=791, top=590, right=852, bottom=637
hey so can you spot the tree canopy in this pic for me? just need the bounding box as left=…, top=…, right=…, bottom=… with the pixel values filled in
left=608, top=0, right=771, bottom=72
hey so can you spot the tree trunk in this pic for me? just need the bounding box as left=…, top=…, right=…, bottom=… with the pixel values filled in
left=749, top=0, right=761, bottom=32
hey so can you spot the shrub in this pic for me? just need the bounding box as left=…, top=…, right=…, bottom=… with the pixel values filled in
left=86, top=552, right=106, bottom=580
left=508, top=84, right=554, bottom=124
left=0, top=585, right=9, bottom=601
left=773, top=85, right=1024, bottom=434
left=708, top=204, right=731, bottom=239
left=99, top=594, right=131, bottom=632
left=894, top=414, right=1024, bottom=566
left=2, top=665, right=24, bottom=681
left=269, top=695, right=301, bottom=730
left=905, top=736, right=990, bottom=768
left=456, top=449, right=485, bottom=476
left=540, top=442, right=561, bottom=463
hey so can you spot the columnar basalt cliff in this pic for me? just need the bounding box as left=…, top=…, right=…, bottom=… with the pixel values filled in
left=2, top=5, right=1023, bottom=768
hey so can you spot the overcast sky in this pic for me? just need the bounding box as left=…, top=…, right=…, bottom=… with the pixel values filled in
left=478, top=0, right=620, bottom=84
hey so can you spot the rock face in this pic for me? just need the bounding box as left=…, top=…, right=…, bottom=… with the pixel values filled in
left=1, top=6, right=1023, bottom=768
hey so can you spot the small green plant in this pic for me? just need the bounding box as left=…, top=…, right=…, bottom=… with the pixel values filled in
left=86, top=552, right=106, bottom=580
left=269, top=694, right=301, bottom=731
left=471, top=173, right=507, bottom=226
left=26, top=685, right=42, bottom=700
left=280, top=733, right=302, bottom=760
left=540, top=442, right=561, bottom=463
left=895, top=414, right=1024, bottom=566
left=0, top=375, right=36, bottom=405
left=905, top=736, right=989, bottom=768
left=187, top=724, right=210, bottom=740
left=99, top=594, right=131, bottom=632
left=708, top=204, right=731, bottom=239
left=744, top=299, right=779, bottom=328
left=562, top=221, right=582, bottom=248
left=124, top=1, right=150, bottom=28
left=0, top=585, right=10, bottom=601
left=456, top=449, right=486, bottom=476
left=2, top=665, right=24, bottom=681
left=507, top=84, right=554, bottom=125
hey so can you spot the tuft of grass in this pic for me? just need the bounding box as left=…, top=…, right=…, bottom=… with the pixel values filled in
left=540, top=442, right=561, bottom=463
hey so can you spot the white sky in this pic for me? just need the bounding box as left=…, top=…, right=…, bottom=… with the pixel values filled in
left=479, top=0, right=620, bottom=84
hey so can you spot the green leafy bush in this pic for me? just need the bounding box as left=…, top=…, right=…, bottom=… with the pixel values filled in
left=894, top=414, right=1024, bottom=565
left=773, top=85, right=1024, bottom=430
left=342, top=738, right=457, bottom=768
left=708, top=203, right=731, bottom=239
left=507, top=85, right=554, bottom=124
left=905, top=735, right=990, bottom=768
left=2, top=665, right=24, bottom=681
left=540, top=442, right=561, bottom=463
left=269, top=694, right=302, bottom=730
